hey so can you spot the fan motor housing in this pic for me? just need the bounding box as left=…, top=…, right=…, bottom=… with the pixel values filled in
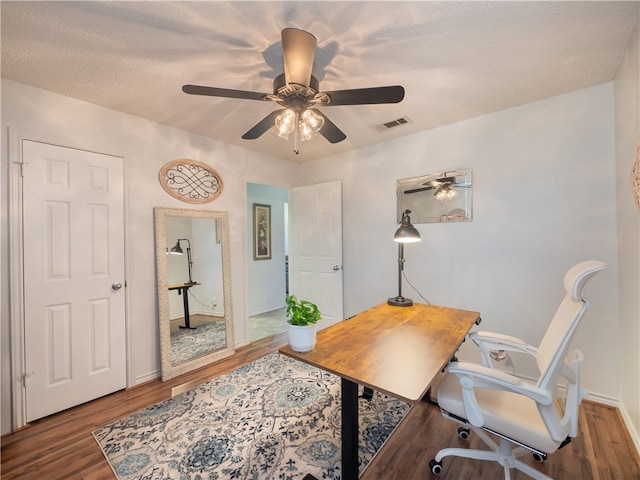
left=273, top=73, right=320, bottom=108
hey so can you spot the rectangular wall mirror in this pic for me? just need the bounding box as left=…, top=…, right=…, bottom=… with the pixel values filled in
left=154, top=207, right=234, bottom=381
left=397, top=169, right=472, bottom=223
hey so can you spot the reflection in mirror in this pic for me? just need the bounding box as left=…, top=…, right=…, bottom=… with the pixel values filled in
left=154, top=207, right=234, bottom=381
left=397, top=169, right=472, bottom=224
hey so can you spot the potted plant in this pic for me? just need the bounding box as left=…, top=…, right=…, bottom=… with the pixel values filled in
left=285, top=294, right=321, bottom=352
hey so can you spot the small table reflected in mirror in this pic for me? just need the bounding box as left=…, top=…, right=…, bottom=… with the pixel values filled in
left=168, top=282, right=200, bottom=329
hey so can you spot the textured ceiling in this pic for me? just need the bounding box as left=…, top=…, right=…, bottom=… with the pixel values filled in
left=1, top=1, right=638, bottom=163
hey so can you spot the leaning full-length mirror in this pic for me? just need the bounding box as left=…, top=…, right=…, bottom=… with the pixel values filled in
left=154, top=207, right=234, bottom=381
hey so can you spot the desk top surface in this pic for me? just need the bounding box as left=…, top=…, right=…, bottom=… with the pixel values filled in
left=167, top=282, right=200, bottom=290
left=279, top=302, right=480, bottom=402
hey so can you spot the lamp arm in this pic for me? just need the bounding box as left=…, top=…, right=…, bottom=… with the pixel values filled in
left=186, top=248, right=193, bottom=284
left=178, top=238, right=194, bottom=283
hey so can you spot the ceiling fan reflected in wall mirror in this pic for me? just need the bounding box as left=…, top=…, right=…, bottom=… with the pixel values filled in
left=397, top=169, right=473, bottom=224
left=182, top=28, right=405, bottom=154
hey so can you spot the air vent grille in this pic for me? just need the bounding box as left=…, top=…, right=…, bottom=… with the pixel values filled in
left=383, top=116, right=411, bottom=129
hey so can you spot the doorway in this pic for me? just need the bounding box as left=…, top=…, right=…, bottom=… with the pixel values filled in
left=247, top=183, right=289, bottom=342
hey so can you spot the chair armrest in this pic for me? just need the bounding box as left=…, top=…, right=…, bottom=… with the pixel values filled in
left=447, top=361, right=553, bottom=427
left=470, top=331, right=538, bottom=367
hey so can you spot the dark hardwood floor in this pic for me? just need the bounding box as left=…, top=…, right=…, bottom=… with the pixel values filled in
left=2, top=332, right=639, bottom=479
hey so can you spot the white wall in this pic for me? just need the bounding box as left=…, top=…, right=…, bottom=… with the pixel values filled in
left=246, top=183, right=289, bottom=316
left=614, top=17, right=640, bottom=450
left=0, top=79, right=298, bottom=434
left=299, top=83, right=620, bottom=402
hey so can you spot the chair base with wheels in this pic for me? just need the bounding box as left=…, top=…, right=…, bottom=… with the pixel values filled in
left=429, top=413, right=558, bottom=480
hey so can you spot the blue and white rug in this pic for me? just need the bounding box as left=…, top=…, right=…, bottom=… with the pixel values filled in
left=171, top=320, right=227, bottom=365
left=93, top=353, right=410, bottom=480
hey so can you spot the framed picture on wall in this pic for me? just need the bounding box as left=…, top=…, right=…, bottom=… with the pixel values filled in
left=253, top=203, right=271, bottom=260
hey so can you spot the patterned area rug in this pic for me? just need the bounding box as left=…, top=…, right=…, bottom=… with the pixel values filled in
left=171, top=321, right=226, bottom=364
left=93, top=353, right=410, bottom=480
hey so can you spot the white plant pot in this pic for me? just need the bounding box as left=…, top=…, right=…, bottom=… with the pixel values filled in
left=287, top=323, right=317, bottom=352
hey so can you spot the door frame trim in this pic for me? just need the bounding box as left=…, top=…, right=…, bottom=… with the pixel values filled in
left=7, top=128, right=132, bottom=430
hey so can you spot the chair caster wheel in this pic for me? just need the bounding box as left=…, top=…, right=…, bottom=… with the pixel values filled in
left=532, top=452, right=547, bottom=463
left=457, top=427, right=470, bottom=439
left=429, top=459, right=443, bottom=475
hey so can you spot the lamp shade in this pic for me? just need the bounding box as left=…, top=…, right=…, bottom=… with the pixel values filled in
left=169, top=241, right=184, bottom=254
left=394, top=210, right=421, bottom=243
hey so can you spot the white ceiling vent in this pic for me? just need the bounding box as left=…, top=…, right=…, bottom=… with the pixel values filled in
left=383, top=116, right=411, bottom=129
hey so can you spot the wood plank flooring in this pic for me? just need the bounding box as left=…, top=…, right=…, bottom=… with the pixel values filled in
left=2, top=332, right=639, bottom=479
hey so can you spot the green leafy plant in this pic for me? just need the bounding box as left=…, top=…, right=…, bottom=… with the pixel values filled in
left=285, top=294, right=321, bottom=326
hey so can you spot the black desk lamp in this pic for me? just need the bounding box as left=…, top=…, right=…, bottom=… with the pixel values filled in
left=169, top=238, right=194, bottom=284
left=388, top=210, right=421, bottom=307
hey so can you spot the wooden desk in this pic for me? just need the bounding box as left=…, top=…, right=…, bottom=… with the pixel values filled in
left=280, top=302, right=480, bottom=480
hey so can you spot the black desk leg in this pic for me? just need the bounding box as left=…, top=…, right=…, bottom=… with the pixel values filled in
left=361, top=386, right=374, bottom=400
left=178, top=287, right=196, bottom=329
left=342, top=377, right=359, bottom=480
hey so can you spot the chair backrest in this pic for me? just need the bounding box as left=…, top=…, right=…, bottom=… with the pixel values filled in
left=536, top=260, right=607, bottom=388
left=535, top=260, right=607, bottom=440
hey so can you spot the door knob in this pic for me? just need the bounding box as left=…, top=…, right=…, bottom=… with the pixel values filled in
left=332, top=265, right=342, bottom=271
left=112, top=282, right=123, bottom=291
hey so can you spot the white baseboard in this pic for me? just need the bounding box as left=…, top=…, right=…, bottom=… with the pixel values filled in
left=619, top=403, right=640, bottom=456
left=234, top=339, right=249, bottom=349
left=134, top=370, right=160, bottom=386
left=584, top=392, right=640, bottom=457
left=249, top=305, right=286, bottom=317
left=585, top=391, right=619, bottom=407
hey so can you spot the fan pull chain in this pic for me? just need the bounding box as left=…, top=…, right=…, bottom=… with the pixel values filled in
left=293, top=112, right=300, bottom=154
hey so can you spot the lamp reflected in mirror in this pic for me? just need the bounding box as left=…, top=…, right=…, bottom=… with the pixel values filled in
left=168, top=238, right=194, bottom=284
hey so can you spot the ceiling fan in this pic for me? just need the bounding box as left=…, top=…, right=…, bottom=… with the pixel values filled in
left=182, top=28, right=405, bottom=154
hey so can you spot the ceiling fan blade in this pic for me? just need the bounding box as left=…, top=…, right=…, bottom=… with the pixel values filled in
left=404, top=186, right=435, bottom=194
left=323, top=86, right=405, bottom=106
left=311, top=109, right=346, bottom=144
left=183, top=84, right=268, bottom=101
left=281, top=28, right=316, bottom=88
left=241, top=109, right=284, bottom=140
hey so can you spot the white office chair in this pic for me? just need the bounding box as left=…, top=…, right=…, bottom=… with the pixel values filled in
left=429, top=260, right=607, bottom=480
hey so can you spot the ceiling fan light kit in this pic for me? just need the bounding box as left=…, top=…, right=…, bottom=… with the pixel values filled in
left=182, top=28, right=405, bottom=154
left=272, top=108, right=325, bottom=153
left=434, top=185, right=457, bottom=202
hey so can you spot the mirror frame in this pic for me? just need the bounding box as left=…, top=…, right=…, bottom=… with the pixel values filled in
left=154, top=207, right=234, bottom=381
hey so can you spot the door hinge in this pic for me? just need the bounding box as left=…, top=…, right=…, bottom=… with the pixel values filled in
left=15, top=161, right=27, bottom=177
left=22, top=371, right=34, bottom=388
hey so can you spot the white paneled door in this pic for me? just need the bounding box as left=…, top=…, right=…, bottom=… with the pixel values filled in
left=289, top=181, right=343, bottom=329
left=21, top=140, right=126, bottom=422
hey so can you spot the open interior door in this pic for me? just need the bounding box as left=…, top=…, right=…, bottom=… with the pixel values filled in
left=289, top=181, right=343, bottom=329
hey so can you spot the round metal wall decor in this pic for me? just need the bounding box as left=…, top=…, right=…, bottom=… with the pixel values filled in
left=159, top=159, right=223, bottom=204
